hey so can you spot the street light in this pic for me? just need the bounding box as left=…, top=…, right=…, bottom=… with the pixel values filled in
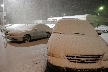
left=98, top=6, right=104, bottom=15
left=1, top=0, right=4, bottom=26
left=99, top=6, right=104, bottom=11
left=63, top=13, right=66, bottom=16
left=1, top=4, right=4, bottom=7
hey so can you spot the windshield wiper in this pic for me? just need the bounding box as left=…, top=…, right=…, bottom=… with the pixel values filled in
left=74, top=33, right=85, bottom=35
left=74, top=33, right=80, bottom=34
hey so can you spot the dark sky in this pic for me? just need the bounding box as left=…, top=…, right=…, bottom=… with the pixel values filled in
left=4, top=0, right=108, bottom=23
left=44, top=0, right=108, bottom=18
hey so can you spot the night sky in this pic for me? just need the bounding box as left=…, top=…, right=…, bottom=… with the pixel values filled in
left=44, top=0, right=108, bottom=18
left=5, top=0, right=108, bottom=23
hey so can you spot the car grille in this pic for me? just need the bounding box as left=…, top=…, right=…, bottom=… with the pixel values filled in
left=66, top=55, right=102, bottom=63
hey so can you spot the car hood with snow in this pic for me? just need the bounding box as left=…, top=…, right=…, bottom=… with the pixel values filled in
left=4, top=24, right=28, bottom=34
left=48, top=33, right=108, bottom=55
left=48, top=19, right=108, bottom=56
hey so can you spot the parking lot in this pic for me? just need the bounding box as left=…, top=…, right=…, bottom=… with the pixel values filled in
left=0, top=32, right=108, bottom=72
left=0, top=31, right=48, bottom=72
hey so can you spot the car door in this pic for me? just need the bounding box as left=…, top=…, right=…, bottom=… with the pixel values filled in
left=35, top=25, right=44, bottom=38
left=37, top=29, right=44, bottom=38
left=30, top=28, right=37, bottom=39
left=41, top=30, right=47, bottom=37
left=34, top=28, right=43, bottom=39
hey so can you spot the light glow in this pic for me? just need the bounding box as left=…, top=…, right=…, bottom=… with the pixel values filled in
left=1, top=4, right=4, bottom=7
left=99, top=6, right=104, bottom=11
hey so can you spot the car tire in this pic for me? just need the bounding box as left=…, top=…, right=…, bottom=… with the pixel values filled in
left=23, top=34, right=31, bottom=43
left=17, top=41, right=21, bottom=44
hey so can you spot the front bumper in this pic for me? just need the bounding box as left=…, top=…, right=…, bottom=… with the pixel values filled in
left=48, top=62, right=108, bottom=72
left=48, top=56, right=108, bottom=72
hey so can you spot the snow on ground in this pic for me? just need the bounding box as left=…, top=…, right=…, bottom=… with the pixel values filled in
left=0, top=32, right=48, bottom=72
left=0, top=31, right=108, bottom=72
left=5, top=44, right=47, bottom=72
left=100, top=33, right=108, bottom=43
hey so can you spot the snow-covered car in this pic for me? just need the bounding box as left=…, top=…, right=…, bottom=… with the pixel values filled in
left=7, top=24, right=51, bottom=42
left=3, top=24, right=27, bottom=35
left=0, top=24, right=12, bottom=32
left=47, top=19, right=108, bottom=72
left=95, top=25, right=108, bottom=33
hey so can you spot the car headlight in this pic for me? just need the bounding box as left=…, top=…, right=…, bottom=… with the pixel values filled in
left=48, top=48, right=65, bottom=59
left=103, top=52, right=108, bottom=61
left=10, top=34, right=14, bottom=36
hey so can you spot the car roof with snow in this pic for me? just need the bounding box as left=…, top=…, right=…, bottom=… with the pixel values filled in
left=22, top=24, right=37, bottom=29
left=22, top=24, right=51, bottom=30
left=53, top=19, right=98, bottom=36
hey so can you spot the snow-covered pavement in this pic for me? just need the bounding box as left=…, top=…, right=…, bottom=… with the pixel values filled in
left=0, top=32, right=108, bottom=72
left=100, top=33, right=108, bottom=43
left=0, top=32, right=48, bottom=72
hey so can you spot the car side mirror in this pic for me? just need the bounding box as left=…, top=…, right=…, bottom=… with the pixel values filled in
left=98, top=33, right=101, bottom=35
left=107, top=43, right=108, bottom=46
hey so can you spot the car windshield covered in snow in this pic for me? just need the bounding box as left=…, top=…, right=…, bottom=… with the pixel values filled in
left=53, top=19, right=98, bottom=36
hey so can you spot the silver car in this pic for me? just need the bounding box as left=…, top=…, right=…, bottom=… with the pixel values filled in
left=7, top=24, right=51, bottom=42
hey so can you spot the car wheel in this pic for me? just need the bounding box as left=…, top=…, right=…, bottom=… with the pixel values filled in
left=17, top=41, right=21, bottom=44
left=23, top=34, right=31, bottom=43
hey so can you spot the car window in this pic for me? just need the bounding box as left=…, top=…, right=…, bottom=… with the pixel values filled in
left=23, top=24, right=37, bottom=29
